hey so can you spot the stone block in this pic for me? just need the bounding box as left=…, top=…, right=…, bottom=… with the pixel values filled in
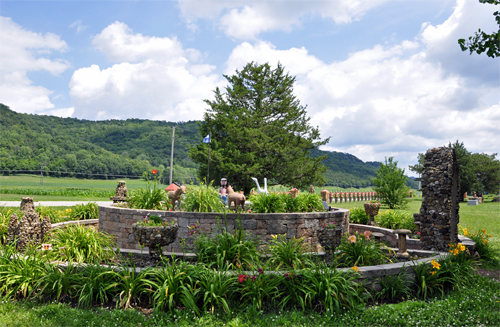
left=241, top=219, right=257, bottom=230
left=304, top=219, right=319, bottom=229
left=286, top=228, right=297, bottom=238
left=296, top=228, right=312, bottom=238
left=256, top=220, right=268, bottom=229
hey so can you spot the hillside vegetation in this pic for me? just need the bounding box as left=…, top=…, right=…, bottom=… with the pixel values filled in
left=1, top=104, right=416, bottom=188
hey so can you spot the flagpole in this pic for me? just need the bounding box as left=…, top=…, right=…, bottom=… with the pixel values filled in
left=206, top=133, right=211, bottom=188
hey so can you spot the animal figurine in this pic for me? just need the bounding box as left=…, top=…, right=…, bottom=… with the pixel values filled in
left=167, top=185, right=186, bottom=210
left=251, top=177, right=268, bottom=194
left=227, top=185, right=246, bottom=213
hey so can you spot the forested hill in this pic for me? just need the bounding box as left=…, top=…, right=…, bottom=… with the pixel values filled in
left=1, top=104, right=383, bottom=187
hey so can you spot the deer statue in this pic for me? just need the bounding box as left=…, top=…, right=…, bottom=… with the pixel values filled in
left=167, top=185, right=187, bottom=210
left=251, top=177, right=268, bottom=194
left=227, top=185, right=246, bottom=213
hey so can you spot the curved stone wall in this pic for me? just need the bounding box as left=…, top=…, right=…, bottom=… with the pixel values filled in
left=98, top=204, right=350, bottom=252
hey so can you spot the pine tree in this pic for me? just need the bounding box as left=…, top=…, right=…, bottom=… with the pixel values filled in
left=372, top=157, right=410, bottom=209
left=189, top=62, right=329, bottom=194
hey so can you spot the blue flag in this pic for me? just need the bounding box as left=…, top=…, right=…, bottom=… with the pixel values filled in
left=203, top=134, right=211, bottom=143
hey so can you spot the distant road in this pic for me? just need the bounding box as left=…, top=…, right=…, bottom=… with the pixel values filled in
left=0, top=201, right=113, bottom=207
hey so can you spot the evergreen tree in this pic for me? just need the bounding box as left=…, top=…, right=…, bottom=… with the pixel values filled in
left=372, top=157, right=410, bottom=209
left=189, top=62, right=329, bottom=194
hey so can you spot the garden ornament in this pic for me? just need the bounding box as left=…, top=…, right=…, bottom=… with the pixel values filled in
left=251, top=177, right=268, bottom=194
left=167, top=185, right=186, bottom=210
left=227, top=185, right=246, bottom=213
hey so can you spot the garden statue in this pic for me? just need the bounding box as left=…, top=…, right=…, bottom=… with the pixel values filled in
left=320, top=189, right=329, bottom=202
left=227, top=185, right=246, bottom=213
left=110, top=180, right=129, bottom=203
left=289, top=187, right=299, bottom=198
left=251, top=177, right=268, bottom=194
left=329, top=191, right=333, bottom=204
left=219, top=178, right=228, bottom=204
left=308, top=184, right=315, bottom=194
left=364, top=201, right=380, bottom=226
left=167, top=185, right=187, bottom=210
left=8, top=198, right=51, bottom=251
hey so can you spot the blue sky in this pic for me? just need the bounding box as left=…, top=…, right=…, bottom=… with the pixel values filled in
left=0, top=0, right=499, bottom=174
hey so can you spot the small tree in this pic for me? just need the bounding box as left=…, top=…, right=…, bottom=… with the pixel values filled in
left=372, top=157, right=410, bottom=209
left=189, top=62, right=329, bottom=194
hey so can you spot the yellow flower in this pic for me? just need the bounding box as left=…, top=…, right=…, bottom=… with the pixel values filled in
left=430, top=271, right=437, bottom=275
left=431, top=260, right=441, bottom=270
left=459, top=244, right=466, bottom=251
left=463, top=229, right=468, bottom=236
left=483, top=239, right=488, bottom=245
left=271, top=234, right=277, bottom=239
left=351, top=266, right=359, bottom=272
left=481, top=229, right=486, bottom=233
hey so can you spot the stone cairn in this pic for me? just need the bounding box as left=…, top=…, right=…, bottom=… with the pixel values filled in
left=110, top=180, right=129, bottom=203
left=7, top=197, right=51, bottom=251
left=414, top=147, right=460, bottom=251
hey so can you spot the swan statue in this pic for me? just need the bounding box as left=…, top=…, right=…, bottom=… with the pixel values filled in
left=251, top=177, right=268, bottom=194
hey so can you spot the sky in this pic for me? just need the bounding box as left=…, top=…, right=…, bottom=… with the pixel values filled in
left=0, top=0, right=499, bottom=175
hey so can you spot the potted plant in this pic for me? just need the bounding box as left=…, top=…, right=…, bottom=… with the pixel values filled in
left=132, top=214, right=178, bottom=260
left=364, top=201, right=380, bottom=225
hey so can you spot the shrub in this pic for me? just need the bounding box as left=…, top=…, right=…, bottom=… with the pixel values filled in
left=182, top=181, right=224, bottom=213
left=46, top=224, right=117, bottom=264
left=377, top=210, right=416, bottom=231
left=376, top=266, right=412, bottom=301
left=68, top=202, right=99, bottom=220
left=128, top=171, right=167, bottom=210
left=268, top=234, right=313, bottom=269
left=194, top=218, right=259, bottom=269
left=249, top=192, right=286, bottom=213
left=298, top=193, right=324, bottom=212
left=459, top=225, right=499, bottom=265
left=35, top=204, right=61, bottom=222
left=349, top=207, right=370, bottom=224
left=336, top=231, right=390, bottom=267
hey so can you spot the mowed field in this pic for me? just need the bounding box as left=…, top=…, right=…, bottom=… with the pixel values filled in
left=0, top=175, right=167, bottom=201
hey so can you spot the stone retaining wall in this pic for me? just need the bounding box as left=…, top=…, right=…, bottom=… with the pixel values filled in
left=98, top=204, right=350, bottom=252
left=51, top=219, right=99, bottom=230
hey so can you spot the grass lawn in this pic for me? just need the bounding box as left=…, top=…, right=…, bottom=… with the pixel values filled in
left=0, top=175, right=166, bottom=201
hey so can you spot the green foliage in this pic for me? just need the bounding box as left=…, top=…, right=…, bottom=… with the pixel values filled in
left=143, top=258, right=198, bottom=314
left=237, top=266, right=281, bottom=311
left=249, top=192, right=286, bottom=213
left=462, top=226, right=500, bottom=265
left=458, top=0, right=500, bottom=58
left=46, top=224, right=117, bottom=264
left=35, top=262, right=79, bottom=302
left=268, top=234, right=313, bottom=270
left=197, top=266, right=236, bottom=315
left=349, top=207, right=370, bottom=224
left=73, top=264, right=119, bottom=308
left=0, top=244, right=45, bottom=299
left=0, top=188, right=114, bottom=197
left=412, top=260, right=446, bottom=300
left=447, top=141, right=500, bottom=196
left=194, top=219, right=259, bottom=269
left=336, top=232, right=391, bottom=267
left=127, top=174, right=167, bottom=210
left=181, top=181, right=224, bottom=213
left=67, top=202, right=99, bottom=220
left=0, top=205, right=20, bottom=243
left=376, top=267, right=412, bottom=301
left=249, top=192, right=323, bottom=213
left=377, top=209, right=416, bottom=231
left=298, top=264, right=364, bottom=312
left=372, top=157, right=410, bottom=209
left=189, top=62, right=329, bottom=194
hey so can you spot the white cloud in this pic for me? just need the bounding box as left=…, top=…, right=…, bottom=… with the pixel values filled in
left=178, top=0, right=390, bottom=40
left=69, top=20, right=88, bottom=33
left=221, top=0, right=499, bottom=172
left=0, top=16, right=70, bottom=114
left=70, top=22, right=223, bottom=121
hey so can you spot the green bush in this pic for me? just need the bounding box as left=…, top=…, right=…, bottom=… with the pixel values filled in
left=182, top=181, right=224, bottom=213
left=249, top=192, right=286, bottom=213
left=46, top=224, right=117, bottom=264
left=268, top=234, right=313, bottom=269
left=349, top=207, right=370, bottom=224
left=68, top=202, right=99, bottom=220
left=194, top=218, right=259, bottom=269
left=128, top=172, right=167, bottom=210
left=377, top=210, right=416, bottom=231
left=336, top=232, right=391, bottom=267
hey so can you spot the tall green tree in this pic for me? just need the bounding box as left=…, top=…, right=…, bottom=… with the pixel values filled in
left=408, top=153, right=425, bottom=175
left=372, top=157, right=410, bottom=209
left=458, top=0, right=500, bottom=58
left=189, top=62, right=329, bottom=194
